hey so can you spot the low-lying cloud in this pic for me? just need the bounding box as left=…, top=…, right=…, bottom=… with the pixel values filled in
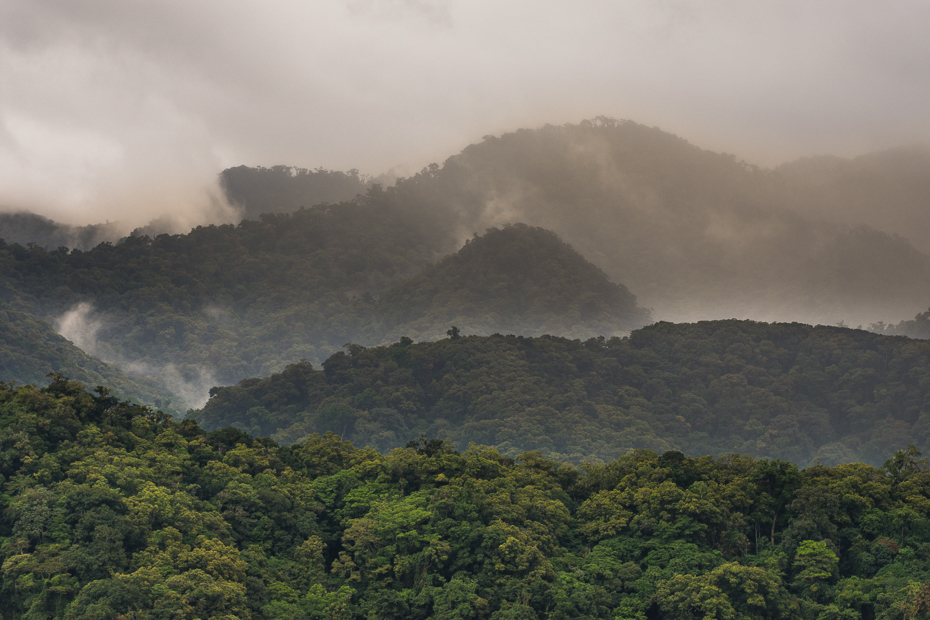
left=2, top=1, right=929, bottom=228
left=56, top=302, right=217, bottom=409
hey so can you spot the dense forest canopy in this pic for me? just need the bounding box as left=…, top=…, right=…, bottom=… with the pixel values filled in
left=1, top=377, right=929, bottom=619
left=0, top=220, right=646, bottom=408
left=373, top=224, right=649, bottom=341
left=194, top=320, right=930, bottom=468
left=0, top=202, right=447, bottom=407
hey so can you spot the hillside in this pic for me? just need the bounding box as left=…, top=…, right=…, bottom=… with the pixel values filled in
left=388, top=118, right=930, bottom=326
left=0, top=298, right=180, bottom=413
left=776, top=147, right=930, bottom=253
left=194, top=320, right=930, bottom=467
left=1, top=378, right=929, bottom=619
left=7, top=120, right=930, bottom=330
left=0, top=213, right=653, bottom=408
left=4, top=119, right=930, bottom=408
left=0, top=204, right=447, bottom=406
left=373, top=224, right=650, bottom=341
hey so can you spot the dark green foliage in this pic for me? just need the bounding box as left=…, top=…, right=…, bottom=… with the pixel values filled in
left=1, top=380, right=929, bottom=619
left=375, top=224, right=649, bottom=340
left=0, top=200, right=450, bottom=403
left=196, top=320, right=930, bottom=466
left=0, top=216, right=647, bottom=409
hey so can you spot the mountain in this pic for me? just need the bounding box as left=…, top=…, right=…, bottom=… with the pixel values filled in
left=4, top=118, right=930, bottom=408
left=0, top=298, right=179, bottom=413
left=776, top=147, right=930, bottom=252
left=9, top=120, right=930, bottom=329
left=373, top=224, right=650, bottom=341
left=194, top=319, right=930, bottom=467
left=381, top=118, right=930, bottom=326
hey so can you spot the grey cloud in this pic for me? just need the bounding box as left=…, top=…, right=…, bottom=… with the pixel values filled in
left=0, top=0, right=928, bottom=227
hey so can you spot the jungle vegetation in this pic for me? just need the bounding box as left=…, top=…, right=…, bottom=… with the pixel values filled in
left=194, top=320, right=930, bottom=468
left=1, top=377, right=929, bottom=619
left=0, top=223, right=647, bottom=408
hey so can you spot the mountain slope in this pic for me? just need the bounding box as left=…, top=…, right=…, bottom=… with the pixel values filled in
left=776, top=147, right=930, bottom=253
left=374, top=224, right=650, bottom=340
left=194, top=320, right=930, bottom=467
left=382, top=118, right=930, bottom=325
left=0, top=204, right=448, bottom=406
left=4, top=118, right=930, bottom=408
left=0, top=298, right=179, bottom=413
left=8, top=119, right=930, bottom=328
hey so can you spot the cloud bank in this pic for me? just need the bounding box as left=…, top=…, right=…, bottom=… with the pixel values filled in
left=1, top=0, right=929, bottom=227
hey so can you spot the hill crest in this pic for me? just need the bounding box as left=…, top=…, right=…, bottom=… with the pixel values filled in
left=374, top=224, right=650, bottom=340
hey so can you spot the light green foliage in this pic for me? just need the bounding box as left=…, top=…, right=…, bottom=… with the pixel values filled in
left=793, top=540, right=838, bottom=602
left=0, top=378, right=929, bottom=619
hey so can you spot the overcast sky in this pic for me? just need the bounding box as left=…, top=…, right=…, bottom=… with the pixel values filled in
left=1, top=0, right=929, bottom=227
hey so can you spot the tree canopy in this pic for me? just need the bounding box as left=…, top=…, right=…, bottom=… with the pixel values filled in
left=2, top=378, right=930, bottom=619
left=195, top=320, right=930, bottom=467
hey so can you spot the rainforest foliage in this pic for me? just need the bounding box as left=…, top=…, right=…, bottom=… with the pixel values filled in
left=0, top=221, right=647, bottom=407
left=374, top=224, right=648, bottom=341
left=195, top=320, right=930, bottom=468
left=1, top=378, right=930, bottom=619
left=4, top=119, right=930, bottom=411
left=0, top=201, right=448, bottom=401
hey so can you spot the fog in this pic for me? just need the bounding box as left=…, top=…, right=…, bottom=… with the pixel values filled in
left=57, top=303, right=217, bottom=408
left=2, top=1, right=929, bottom=229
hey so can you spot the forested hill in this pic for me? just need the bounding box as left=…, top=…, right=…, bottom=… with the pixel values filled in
left=0, top=217, right=648, bottom=408
left=2, top=377, right=930, bottom=619
left=372, top=224, right=650, bottom=341
left=361, top=119, right=930, bottom=326
left=0, top=299, right=180, bottom=414
left=5, top=118, right=930, bottom=410
left=0, top=202, right=446, bottom=406
left=194, top=320, right=930, bottom=467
